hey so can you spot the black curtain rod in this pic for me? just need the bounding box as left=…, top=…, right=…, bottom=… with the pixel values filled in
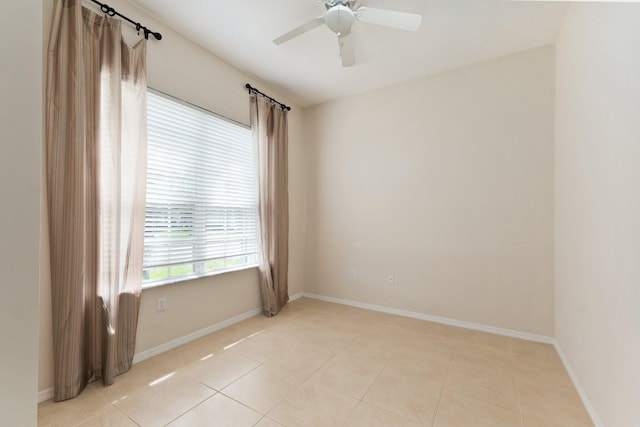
left=89, top=0, right=162, bottom=41
left=245, top=84, right=291, bottom=111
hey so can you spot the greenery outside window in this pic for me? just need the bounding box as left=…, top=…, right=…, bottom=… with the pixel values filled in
left=143, top=89, right=257, bottom=286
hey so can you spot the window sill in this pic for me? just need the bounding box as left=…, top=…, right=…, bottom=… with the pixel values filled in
left=141, top=263, right=260, bottom=290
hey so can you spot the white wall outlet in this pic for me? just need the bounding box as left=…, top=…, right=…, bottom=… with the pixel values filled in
left=349, top=269, right=356, bottom=280
left=387, top=274, right=395, bottom=285
left=157, top=297, right=167, bottom=312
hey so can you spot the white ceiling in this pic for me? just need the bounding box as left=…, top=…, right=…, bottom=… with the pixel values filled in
left=129, top=0, right=568, bottom=108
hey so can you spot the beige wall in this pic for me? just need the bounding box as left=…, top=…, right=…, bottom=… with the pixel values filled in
left=304, top=46, right=555, bottom=336
left=0, top=2, right=42, bottom=425
left=38, top=0, right=307, bottom=394
left=555, top=4, right=640, bottom=427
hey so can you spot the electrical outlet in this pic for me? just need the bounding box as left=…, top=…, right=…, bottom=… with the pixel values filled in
left=157, top=297, right=167, bottom=312
left=349, top=269, right=356, bottom=280
left=387, top=274, right=395, bottom=285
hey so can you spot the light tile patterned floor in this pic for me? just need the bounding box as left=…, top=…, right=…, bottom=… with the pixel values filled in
left=38, top=297, right=594, bottom=427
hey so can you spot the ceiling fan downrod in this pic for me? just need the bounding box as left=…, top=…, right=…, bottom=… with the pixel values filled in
left=274, top=0, right=422, bottom=67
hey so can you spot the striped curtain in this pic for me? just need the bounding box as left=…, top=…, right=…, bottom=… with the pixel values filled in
left=250, top=95, right=290, bottom=316
left=46, top=0, right=147, bottom=401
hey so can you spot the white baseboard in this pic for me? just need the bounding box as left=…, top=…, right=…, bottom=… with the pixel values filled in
left=38, top=387, right=54, bottom=403
left=38, top=291, right=603, bottom=427
left=133, top=295, right=304, bottom=365
left=302, top=292, right=554, bottom=344
left=39, top=298, right=307, bottom=403
left=554, top=343, right=604, bottom=427
left=302, top=292, right=603, bottom=427
left=289, top=292, right=304, bottom=301
left=39, top=305, right=265, bottom=403
left=132, top=306, right=263, bottom=364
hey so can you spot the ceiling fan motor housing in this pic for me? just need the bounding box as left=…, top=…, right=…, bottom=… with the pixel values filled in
left=325, top=5, right=355, bottom=35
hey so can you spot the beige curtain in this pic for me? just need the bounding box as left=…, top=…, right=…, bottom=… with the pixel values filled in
left=250, top=95, right=289, bottom=316
left=46, top=0, right=147, bottom=401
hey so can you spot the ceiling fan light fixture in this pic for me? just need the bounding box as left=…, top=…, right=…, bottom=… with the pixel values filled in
left=324, top=5, right=355, bottom=35
left=273, top=1, right=423, bottom=67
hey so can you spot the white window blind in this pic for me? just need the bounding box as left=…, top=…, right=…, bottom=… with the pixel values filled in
left=143, top=89, right=257, bottom=285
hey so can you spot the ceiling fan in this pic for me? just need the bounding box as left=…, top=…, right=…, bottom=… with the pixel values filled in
left=273, top=0, right=422, bottom=67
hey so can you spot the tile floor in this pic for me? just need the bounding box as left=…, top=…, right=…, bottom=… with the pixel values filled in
left=38, top=297, right=594, bottom=427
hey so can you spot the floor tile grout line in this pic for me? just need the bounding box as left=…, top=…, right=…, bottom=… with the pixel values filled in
left=281, top=307, right=366, bottom=424
left=217, top=390, right=270, bottom=417
left=350, top=337, right=396, bottom=408
left=238, top=304, right=365, bottom=421
left=161, top=390, right=218, bottom=426
left=69, top=401, right=142, bottom=427
left=299, top=323, right=367, bottom=394
left=430, top=338, right=459, bottom=427
left=112, top=402, right=142, bottom=427
left=444, top=341, right=531, bottom=414
left=212, top=330, right=300, bottom=416
left=270, top=306, right=443, bottom=425
left=315, top=314, right=393, bottom=425
left=184, top=306, right=322, bottom=423
left=252, top=415, right=280, bottom=427
left=253, top=306, right=321, bottom=420
left=39, top=299, right=584, bottom=426
left=343, top=323, right=447, bottom=426
left=211, top=357, right=265, bottom=391
left=509, top=346, right=526, bottom=427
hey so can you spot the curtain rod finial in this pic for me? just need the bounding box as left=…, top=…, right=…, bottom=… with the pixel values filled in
left=244, top=83, right=290, bottom=111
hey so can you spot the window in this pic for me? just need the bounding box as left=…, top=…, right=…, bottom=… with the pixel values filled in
left=143, top=89, right=258, bottom=286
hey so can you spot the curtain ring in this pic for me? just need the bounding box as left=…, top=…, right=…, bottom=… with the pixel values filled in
left=101, top=5, right=116, bottom=17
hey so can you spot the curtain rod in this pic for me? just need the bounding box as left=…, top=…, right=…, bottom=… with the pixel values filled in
left=245, top=84, right=291, bottom=111
left=89, top=0, right=162, bottom=41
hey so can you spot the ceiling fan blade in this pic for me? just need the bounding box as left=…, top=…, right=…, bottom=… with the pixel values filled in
left=356, top=7, right=422, bottom=32
left=273, top=16, right=325, bottom=45
left=338, top=31, right=355, bottom=67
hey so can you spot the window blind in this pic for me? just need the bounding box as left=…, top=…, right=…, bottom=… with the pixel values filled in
left=143, top=89, right=257, bottom=285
